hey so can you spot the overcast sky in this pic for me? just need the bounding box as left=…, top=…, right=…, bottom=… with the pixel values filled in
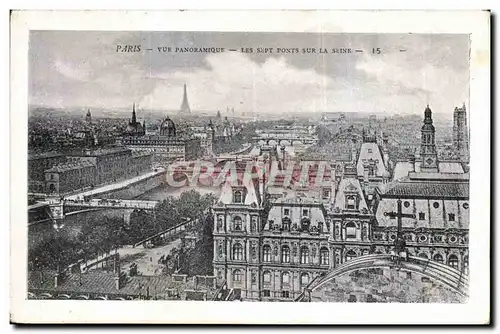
left=29, top=31, right=469, bottom=116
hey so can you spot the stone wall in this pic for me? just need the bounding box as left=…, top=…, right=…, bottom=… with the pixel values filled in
left=312, top=268, right=465, bottom=303
left=89, top=172, right=167, bottom=200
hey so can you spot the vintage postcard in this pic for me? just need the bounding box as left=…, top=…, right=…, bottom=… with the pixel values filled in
left=10, top=10, right=490, bottom=324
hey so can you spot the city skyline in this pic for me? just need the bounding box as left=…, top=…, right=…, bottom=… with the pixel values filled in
left=29, top=32, right=469, bottom=116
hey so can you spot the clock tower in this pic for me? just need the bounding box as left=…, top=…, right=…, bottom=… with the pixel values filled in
left=420, top=105, right=439, bottom=172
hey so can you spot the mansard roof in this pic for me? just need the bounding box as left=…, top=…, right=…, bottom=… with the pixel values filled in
left=382, top=178, right=469, bottom=199
left=333, top=177, right=369, bottom=213
left=356, top=141, right=387, bottom=177
left=392, top=160, right=465, bottom=181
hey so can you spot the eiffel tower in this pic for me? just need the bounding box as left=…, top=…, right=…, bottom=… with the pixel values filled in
left=179, top=83, right=191, bottom=113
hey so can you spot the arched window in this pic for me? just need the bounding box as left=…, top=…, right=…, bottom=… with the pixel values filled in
left=233, top=243, right=243, bottom=261
left=433, top=253, right=444, bottom=264
left=282, top=272, right=290, bottom=285
left=233, top=269, right=242, bottom=282
left=346, top=222, right=357, bottom=239
left=418, top=253, right=428, bottom=260
left=281, top=245, right=290, bottom=263
left=345, top=250, right=357, bottom=262
left=233, top=216, right=242, bottom=231
left=300, top=246, right=309, bottom=264
left=448, top=255, right=459, bottom=269
left=233, top=190, right=243, bottom=204
left=263, top=271, right=271, bottom=284
left=263, top=245, right=271, bottom=262
left=300, top=273, right=310, bottom=286
left=320, top=247, right=329, bottom=265
left=463, top=256, right=469, bottom=275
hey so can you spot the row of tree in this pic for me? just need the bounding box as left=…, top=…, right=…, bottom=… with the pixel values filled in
left=28, top=190, right=217, bottom=271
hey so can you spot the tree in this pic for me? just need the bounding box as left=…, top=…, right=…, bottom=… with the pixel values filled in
left=28, top=233, right=83, bottom=270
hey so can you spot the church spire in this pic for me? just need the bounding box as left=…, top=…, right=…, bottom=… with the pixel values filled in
left=180, top=83, right=191, bottom=113
left=131, top=103, right=137, bottom=124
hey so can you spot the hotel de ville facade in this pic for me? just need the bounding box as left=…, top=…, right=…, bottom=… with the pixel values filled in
left=212, top=105, right=470, bottom=301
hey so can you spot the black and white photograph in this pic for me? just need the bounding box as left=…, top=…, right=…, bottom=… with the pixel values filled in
left=10, top=10, right=490, bottom=324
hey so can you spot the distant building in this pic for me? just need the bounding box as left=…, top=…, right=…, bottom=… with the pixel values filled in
left=321, top=112, right=346, bottom=124
left=453, top=103, right=469, bottom=162
left=85, top=109, right=92, bottom=125
left=179, top=83, right=191, bottom=114
left=44, top=160, right=97, bottom=194
left=190, top=120, right=216, bottom=155
left=44, top=148, right=152, bottom=195
left=28, top=152, right=67, bottom=193
left=392, top=106, right=465, bottom=181
left=124, top=104, right=145, bottom=136
left=119, top=114, right=202, bottom=164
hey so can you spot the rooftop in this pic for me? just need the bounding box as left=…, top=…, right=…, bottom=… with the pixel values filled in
left=45, top=160, right=96, bottom=173
left=383, top=178, right=469, bottom=199
left=69, top=147, right=131, bottom=157
left=28, top=152, right=64, bottom=160
left=28, top=270, right=218, bottom=299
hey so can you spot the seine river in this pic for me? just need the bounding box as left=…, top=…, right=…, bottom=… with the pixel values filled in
left=29, top=184, right=221, bottom=249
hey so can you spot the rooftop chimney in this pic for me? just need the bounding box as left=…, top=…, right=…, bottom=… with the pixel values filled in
left=113, top=252, right=121, bottom=274
left=54, top=273, right=59, bottom=288
left=114, top=275, right=121, bottom=290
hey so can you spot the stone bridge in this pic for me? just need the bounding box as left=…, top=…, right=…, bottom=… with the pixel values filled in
left=29, top=198, right=159, bottom=224
left=253, top=136, right=318, bottom=147
left=295, top=254, right=469, bottom=302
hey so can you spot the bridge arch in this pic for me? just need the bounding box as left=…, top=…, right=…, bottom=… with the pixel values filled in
left=279, top=139, right=292, bottom=147
left=268, top=139, right=278, bottom=146
left=297, top=254, right=469, bottom=301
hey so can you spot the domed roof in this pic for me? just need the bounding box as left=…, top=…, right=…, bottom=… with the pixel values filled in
left=160, top=116, right=176, bottom=136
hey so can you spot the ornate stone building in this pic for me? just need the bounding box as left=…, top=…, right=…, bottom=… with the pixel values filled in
left=119, top=114, right=202, bottom=164
left=373, top=105, right=469, bottom=273
left=329, top=165, right=375, bottom=267
left=212, top=104, right=469, bottom=300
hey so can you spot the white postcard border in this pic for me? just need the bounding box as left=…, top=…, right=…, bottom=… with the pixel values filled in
left=10, top=10, right=490, bottom=324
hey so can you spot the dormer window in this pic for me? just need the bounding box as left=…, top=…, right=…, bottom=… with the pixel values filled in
left=346, top=195, right=357, bottom=210
left=233, top=190, right=244, bottom=204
